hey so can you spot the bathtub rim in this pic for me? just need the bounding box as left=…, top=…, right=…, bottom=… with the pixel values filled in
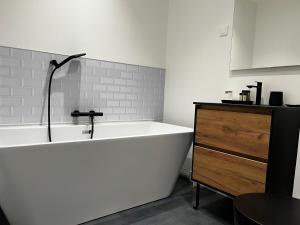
left=0, top=121, right=193, bottom=149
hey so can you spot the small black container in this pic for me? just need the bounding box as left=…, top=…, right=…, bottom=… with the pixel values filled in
left=269, top=91, right=283, bottom=106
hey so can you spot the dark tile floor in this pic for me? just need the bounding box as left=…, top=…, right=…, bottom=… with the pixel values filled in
left=83, top=176, right=234, bottom=225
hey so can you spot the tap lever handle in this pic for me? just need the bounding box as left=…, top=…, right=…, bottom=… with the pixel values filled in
left=71, top=110, right=103, bottom=117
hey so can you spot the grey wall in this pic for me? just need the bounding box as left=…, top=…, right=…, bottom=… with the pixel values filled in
left=0, top=46, right=165, bottom=125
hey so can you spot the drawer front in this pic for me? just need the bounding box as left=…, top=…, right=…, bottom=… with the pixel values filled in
left=192, top=146, right=267, bottom=196
left=195, top=109, right=271, bottom=161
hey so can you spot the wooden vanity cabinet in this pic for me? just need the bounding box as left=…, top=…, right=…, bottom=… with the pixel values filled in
left=192, top=103, right=300, bottom=206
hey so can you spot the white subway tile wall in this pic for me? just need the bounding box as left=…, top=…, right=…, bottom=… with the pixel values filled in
left=0, top=46, right=165, bottom=125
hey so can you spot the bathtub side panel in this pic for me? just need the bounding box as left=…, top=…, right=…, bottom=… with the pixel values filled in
left=0, top=133, right=192, bottom=225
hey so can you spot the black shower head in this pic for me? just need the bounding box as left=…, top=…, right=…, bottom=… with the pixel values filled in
left=50, top=53, right=86, bottom=69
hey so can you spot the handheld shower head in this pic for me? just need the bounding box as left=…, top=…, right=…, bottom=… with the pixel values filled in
left=49, top=59, right=59, bottom=67
left=47, top=52, right=86, bottom=142
left=50, top=53, right=86, bottom=69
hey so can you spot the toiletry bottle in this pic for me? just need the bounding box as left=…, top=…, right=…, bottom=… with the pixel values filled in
left=242, top=90, right=250, bottom=101
left=243, top=94, right=246, bottom=101
left=239, top=93, right=243, bottom=101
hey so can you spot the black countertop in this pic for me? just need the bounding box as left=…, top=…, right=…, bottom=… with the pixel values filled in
left=193, top=102, right=300, bottom=110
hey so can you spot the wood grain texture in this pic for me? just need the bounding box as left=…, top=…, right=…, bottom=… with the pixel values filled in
left=192, top=146, right=267, bottom=196
left=195, top=109, right=271, bottom=160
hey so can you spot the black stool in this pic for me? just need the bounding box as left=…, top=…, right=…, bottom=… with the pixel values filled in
left=234, top=193, right=300, bottom=225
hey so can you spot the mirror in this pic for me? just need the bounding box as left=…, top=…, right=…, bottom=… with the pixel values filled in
left=230, top=0, right=300, bottom=70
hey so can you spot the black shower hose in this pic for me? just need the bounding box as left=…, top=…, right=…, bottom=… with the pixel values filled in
left=48, top=68, right=57, bottom=142
left=90, top=115, right=94, bottom=139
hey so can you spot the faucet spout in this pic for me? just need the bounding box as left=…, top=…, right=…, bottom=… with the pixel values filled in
left=247, top=82, right=262, bottom=105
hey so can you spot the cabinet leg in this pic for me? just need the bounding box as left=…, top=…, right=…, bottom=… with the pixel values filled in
left=193, top=183, right=200, bottom=209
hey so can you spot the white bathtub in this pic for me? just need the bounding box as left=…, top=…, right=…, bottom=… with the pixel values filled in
left=0, top=121, right=193, bottom=225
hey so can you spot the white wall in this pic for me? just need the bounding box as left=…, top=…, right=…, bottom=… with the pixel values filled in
left=163, top=0, right=234, bottom=176
left=164, top=0, right=300, bottom=195
left=164, top=0, right=234, bottom=128
left=0, top=0, right=169, bottom=68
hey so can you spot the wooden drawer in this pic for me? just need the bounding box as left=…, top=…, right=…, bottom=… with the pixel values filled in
left=195, top=109, right=271, bottom=161
left=192, top=146, right=267, bottom=196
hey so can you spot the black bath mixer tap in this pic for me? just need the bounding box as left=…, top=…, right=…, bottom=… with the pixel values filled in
left=71, top=110, right=104, bottom=139
left=247, top=82, right=262, bottom=105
